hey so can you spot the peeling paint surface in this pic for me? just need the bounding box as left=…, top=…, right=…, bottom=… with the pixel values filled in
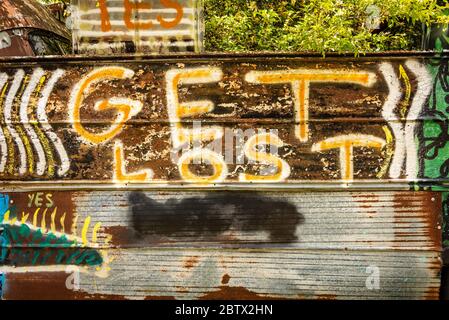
left=0, top=190, right=442, bottom=300
left=0, top=0, right=70, bottom=39
left=0, top=55, right=445, bottom=188
left=71, top=0, right=203, bottom=54
left=0, top=53, right=446, bottom=300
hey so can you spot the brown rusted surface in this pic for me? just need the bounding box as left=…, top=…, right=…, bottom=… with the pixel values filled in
left=0, top=190, right=442, bottom=300
left=7, top=191, right=76, bottom=233
left=393, top=192, right=443, bottom=250
left=221, top=274, right=230, bottom=285
left=316, top=294, right=338, bottom=300
left=199, top=286, right=287, bottom=301
left=0, top=0, right=70, bottom=38
left=1, top=272, right=130, bottom=300
left=0, top=55, right=445, bottom=187
left=0, top=54, right=446, bottom=300
left=183, top=256, right=200, bottom=269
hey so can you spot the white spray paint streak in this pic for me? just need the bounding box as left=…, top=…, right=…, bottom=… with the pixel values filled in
left=79, top=8, right=194, bottom=16
left=78, top=18, right=194, bottom=26
left=4, top=70, right=27, bottom=175
left=379, top=63, right=404, bottom=179
left=78, top=30, right=192, bottom=38
left=165, top=67, right=223, bottom=149
left=37, top=69, right=70, bottom=177
left=20, top=68, right=46, bottom=176
left=0, top=73, right=8, bottom=172
left=405, top=60, right=432, bottom=180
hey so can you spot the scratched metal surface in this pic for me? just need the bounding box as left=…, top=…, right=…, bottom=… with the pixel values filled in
left=0, top=53, right=447, bottom=300
left=0, top=250, right=441, bottom=300
left=71, top=0, right=203, bottom=54
left=0, top=55, right=446, bottom=188
left=0, top=0, right=70, bottom=38
left=0, top=190, right=442, bottom=300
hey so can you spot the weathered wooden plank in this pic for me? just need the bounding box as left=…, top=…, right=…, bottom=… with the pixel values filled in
left=0, top=55, right=446, bottom=187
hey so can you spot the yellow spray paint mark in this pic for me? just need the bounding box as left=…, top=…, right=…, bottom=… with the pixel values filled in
left=60, top=212, right=66, bottom=234
left=92, top=222, right=102, bottom=243
left=21, top=212, right=29, bottom=224
left=34, top=74, right=55, bottom=177
left=178, top=149, right=228, bottom=184
left=399, top=65, right=411, bottom=120
left=104, top=234, right=113, bottom=246
left=239, top=133, right=291, bottom=182
left=3, top=210, right=10, bottom=223
left=70, top=67, right=142, bottom=144
left=14, top=76, right=34, bottom=174
left=377, top=126, right=394, bottom=178
left=50, top=207, right=58, bottom=233
left=166, top=67, right=224, bottom=149
left=0, top=83, right=15, bottom=174
left=15, top=125, right=34, bottom=174
left=40, top=208, right=48, bottom=231
left=32, top=208, right=40, bottom=227
left=113, top=140, right=153, bottom=183
left=312, top=134, right=386, bottom=183
left=245, top=70, right=376, bottom=143
left=81, top=216, right=91, bottom=246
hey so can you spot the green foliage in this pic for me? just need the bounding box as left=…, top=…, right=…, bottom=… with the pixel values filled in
left=204, top=0, right=449, bottom=54
left=37, top=0, right=449, bottom=54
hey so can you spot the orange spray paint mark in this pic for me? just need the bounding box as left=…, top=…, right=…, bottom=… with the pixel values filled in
left=312, top=135, right=386, bottom=182
left=98, top=0, right=112, bottom=32
left=113, top=141, right=153, bottom=183
left=158, top=0, right=184, bottom=29
left=246, top=70, right=376, bottom=143
left=124, top=0, right=152, bottom=30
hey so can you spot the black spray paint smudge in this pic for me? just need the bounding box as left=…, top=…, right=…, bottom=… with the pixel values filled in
left=129, top=191, right=304, bottom=243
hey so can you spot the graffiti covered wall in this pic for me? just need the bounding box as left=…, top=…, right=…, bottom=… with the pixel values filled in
left=0, top=190, right=442, bottom=299
left=0, top=53, right=446, bottom=299
left=0, top=55, right=445, bottom=188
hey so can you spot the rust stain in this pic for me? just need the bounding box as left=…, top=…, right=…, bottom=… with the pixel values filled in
left=0, top=0, right=70, bottom=39
left=393, top=192, right=442, bottom=250
left=199, top=286, right=288, bottom=300
left=183, top=256, right=200, bottom=269
left=144, top=295, right=176, bottom=300
left=102, top=226, right=134, bottom=247
left=316, top=294, right=337, bottom=300
left=424, top=286, right=441, bottom=300
left=2, top=272, right=128, bottom=300
left=221, top=274, right=231, bottom=285
left=176, top=286, right=190, bottom=294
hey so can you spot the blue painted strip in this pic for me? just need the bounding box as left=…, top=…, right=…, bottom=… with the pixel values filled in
left=0, top=194, right=9, bottom=299
left=0, top=194, right=9, bottom=223
left=0, top=272, right=3, bottom=299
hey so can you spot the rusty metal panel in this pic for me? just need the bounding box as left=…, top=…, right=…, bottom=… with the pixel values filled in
left=0, top=54, right=445, bottom=188
left=71, top=0, right=204, bottom=54
left=0, top=0, right=70, bottom=39
left=0, top=190, right=442, bottom=300
left=0, top=250, right=441, bottom=300
left=0, top=53, right=447, bottom=300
